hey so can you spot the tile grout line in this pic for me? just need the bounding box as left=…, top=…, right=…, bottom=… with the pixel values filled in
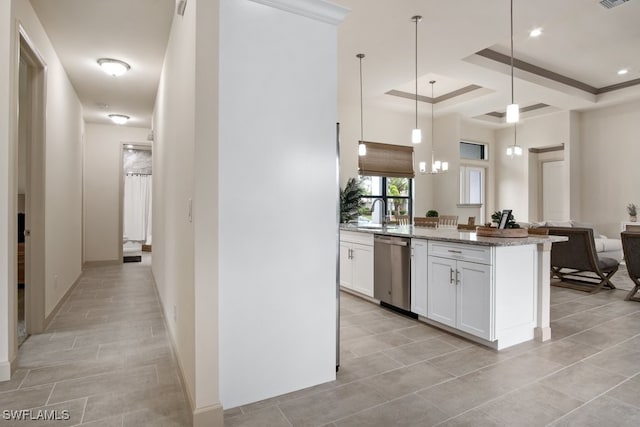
left=545, top=370, right=640, bottom=425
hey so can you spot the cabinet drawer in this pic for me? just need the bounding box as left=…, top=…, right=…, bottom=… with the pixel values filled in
left=428, top=241, right=492, bottom=264
left=340, top=231, right=373, bottom=246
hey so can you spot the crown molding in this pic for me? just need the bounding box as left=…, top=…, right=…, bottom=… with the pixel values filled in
left=249, top=0, right=349, bottom=25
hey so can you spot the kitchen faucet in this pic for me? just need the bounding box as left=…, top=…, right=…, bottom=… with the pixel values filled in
left=371, top=198, right=389, bottom=225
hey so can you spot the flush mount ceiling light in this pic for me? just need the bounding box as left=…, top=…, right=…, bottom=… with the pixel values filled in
left=618, top=68, right=629, bottom=75
left=109, top=114, right=130, bottom=125
left=357, top=53, right=367, bottom=157
left=97, top=58, right=131, bottom=77
left=411, top=15, right=422, bottom=144
left=427, top=81, right=448, bottom=174
left=505, top=0, right=519, bottom=124
left=529, top=27, right=542, bottom=37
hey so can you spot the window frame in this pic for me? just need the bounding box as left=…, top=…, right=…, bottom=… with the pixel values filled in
left=359, top=176, right=413, bottom=222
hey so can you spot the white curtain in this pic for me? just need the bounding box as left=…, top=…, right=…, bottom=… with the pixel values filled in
left=124, top=175, right=152, bottom=243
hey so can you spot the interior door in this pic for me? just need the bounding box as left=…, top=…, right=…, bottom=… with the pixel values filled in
left=542, top=161, right=566, bottom=221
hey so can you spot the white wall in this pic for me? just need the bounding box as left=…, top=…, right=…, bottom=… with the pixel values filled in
left=84, top=123, right=150, bottom=262
left=0, top=0, right=84, bottom=378
left=580, top=100, right=640, bottom=237
left=338, top=102, right=495, bottom=223
left=152, top=0, right=197, bottom=415
left=218, top=0, right=343, bottom=408
left=495, top=112, right=571, bottom=223
left=0, top=0, right=15, bottom=380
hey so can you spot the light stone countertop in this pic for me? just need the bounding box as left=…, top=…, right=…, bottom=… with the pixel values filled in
left=340, top=224, right=567, bottom=247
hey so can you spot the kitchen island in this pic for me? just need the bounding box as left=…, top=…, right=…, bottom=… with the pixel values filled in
left=340, top=224, right=566, bottom=350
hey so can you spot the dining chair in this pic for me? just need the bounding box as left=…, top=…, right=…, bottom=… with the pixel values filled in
left=438, top=215, right=458, bottom=228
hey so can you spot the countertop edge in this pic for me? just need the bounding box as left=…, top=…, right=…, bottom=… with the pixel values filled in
left=340, top=225, right=567, bottom=247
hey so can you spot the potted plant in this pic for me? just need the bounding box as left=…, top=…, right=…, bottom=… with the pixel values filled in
left=340, top=178, right=365, bottom=223
left=628, top=203, right=637, bottom=222
left=426, top=210, right=438, bottom=218
left=491, top=211, right=520, bottom=229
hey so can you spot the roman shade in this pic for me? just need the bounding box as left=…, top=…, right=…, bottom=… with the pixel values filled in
left=358, top=141, right=415, bottom=178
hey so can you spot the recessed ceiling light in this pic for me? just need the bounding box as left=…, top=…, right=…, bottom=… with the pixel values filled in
left=109, top=114, right=130, bottom=125
left=529, top=27, right=542, bottom=37
left=618, top=68, right=629, bottom=75
left=97, top=58, right=131, bottom=77
left=127, top=144, right=134, bottom=149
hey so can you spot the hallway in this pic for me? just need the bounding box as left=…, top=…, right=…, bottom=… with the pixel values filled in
left=0, top=258, right=190, bottom=426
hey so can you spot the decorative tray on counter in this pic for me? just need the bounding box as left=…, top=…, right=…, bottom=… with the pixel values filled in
left=475, top=226, right=528, bottom=238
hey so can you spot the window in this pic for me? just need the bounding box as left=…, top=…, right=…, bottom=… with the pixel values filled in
left=460, top=141, right=488, bottom=160
left=460, top=166, right=485, bottom=205
left=358, top=176, right=413, bottom=224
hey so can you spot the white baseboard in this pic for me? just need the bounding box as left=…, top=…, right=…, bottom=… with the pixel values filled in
left=0, top=360, right=12, bottom=382
left=193, top=404, right=224, bottom=427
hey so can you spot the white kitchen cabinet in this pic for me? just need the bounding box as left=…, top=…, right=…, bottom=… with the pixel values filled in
left=410, top=239, right=428, bottom=316
left=340, top=231, right=374, bottom=297
left=427, top=243, right=492, bottom=340
left=422, top=239, right=537, bottom=348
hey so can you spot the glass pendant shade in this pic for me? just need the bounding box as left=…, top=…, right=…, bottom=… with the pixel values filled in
left=441, top=162, right=449, bottom=171
left=506, top=103, right=520, bottom=123
left=433, top=160, right=441, bottom=170
left=418, top=161, right=427, bottom=173
left=412, top=128, right=422, bottom=144
left=358, top=142, right=367, bottom=156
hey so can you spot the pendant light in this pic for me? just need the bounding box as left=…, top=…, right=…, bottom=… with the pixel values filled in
left=428, top=81, right=447, bottom=174
left=505, top=0, right=519, bottom=124
left=411, top=15, right=422, bottom=144
left=506, top=123, right=523, bottom=157
left=357, top=53, right=367, bottom=156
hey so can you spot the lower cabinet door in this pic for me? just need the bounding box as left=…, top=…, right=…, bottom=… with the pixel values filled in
left=339, top=242, right=353, bottom=290
left=457, top=261, right=492, bottom=340
left=411, top=239, right=428, bottom=316
left=427, top=256, right=457, bottom=328
left=352, top=243, right=374, bottom=297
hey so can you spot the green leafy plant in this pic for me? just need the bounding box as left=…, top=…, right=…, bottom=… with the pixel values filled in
left=426, top=210, right=439, bottom=217
left=340, top=178, right=365, bottom=223
left=627, top=203, right=637, bottom=216
left=491, top=211, right=520, bottom=228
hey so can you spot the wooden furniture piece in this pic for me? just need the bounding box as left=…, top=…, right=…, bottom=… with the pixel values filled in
left=414, top=217, right=438, bottom=228
left=527, top=227, right=549, bottom=236
left=621, top=221, right=640, bottom=233
left=546, top=227, right=619, bottom=293
left=621, top=231, right=640, bottom=301
left=438, top=215, right=458, bottom=228
left=394, top=215, right=410, bottom=226
left=17, top=243, right=25, bottom=284
left=457, top=216, right=477, bottom=231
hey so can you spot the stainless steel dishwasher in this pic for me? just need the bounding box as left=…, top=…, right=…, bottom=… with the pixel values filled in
left=374, top=235, right=411, bottom=311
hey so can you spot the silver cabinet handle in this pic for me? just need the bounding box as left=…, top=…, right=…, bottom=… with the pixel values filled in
left=456, top=270, right=461, bottom=284
left=447, top=249, right=463, bottom=254
left=450, top=268, right=455, bottom=284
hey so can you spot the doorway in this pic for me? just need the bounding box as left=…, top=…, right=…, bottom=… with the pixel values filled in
left=17, top=31, right=47, bottom=343
left=121, top=144, right=152, bottom=263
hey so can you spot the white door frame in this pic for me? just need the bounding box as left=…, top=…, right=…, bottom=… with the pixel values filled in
left=119, top=142, right=152, bottom=262
left=18, top=26, right=47, bottom=336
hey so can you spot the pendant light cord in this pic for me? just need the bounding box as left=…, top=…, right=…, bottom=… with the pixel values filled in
left=510, top=0, right=515, bottom=105
left=415, top=17, right=419, bottom=129
left=358, top=54, right=364, bottom=141
left=431, top=81, right=435, bottom=164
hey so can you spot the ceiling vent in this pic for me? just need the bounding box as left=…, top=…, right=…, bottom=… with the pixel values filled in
left=599, top=0, right=630, bottom=9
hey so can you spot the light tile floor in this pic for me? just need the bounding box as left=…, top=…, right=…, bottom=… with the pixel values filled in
left=225, top=286, right=640, bottom=427
left=0, top=256, right=191, bottom=426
